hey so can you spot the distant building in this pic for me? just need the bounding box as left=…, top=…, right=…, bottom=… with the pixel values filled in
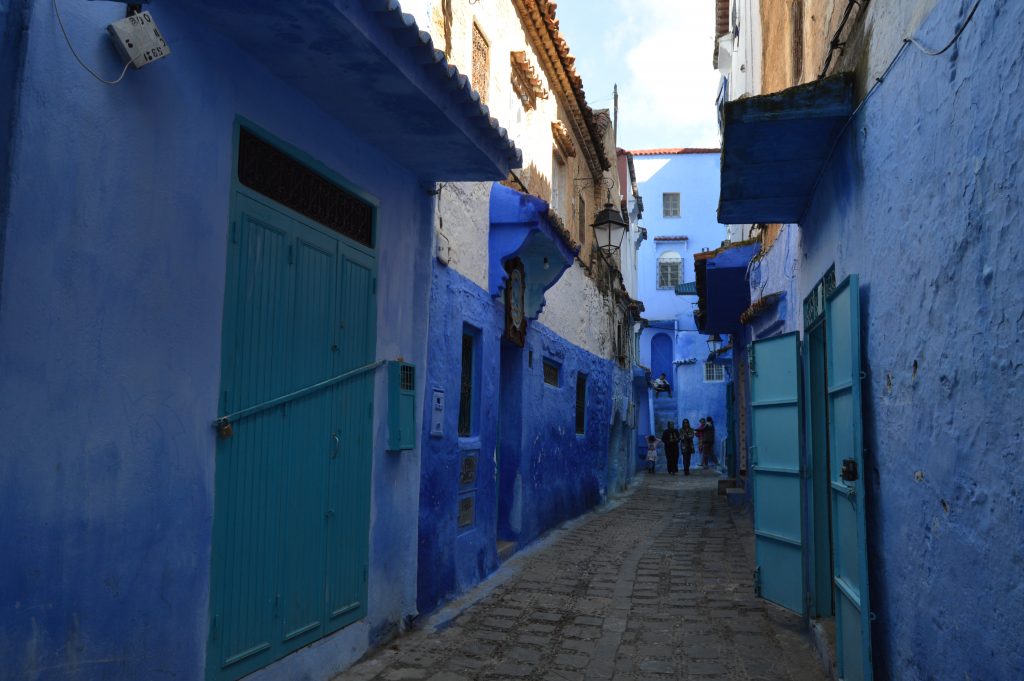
left=632, top=149, right=729, bottom=465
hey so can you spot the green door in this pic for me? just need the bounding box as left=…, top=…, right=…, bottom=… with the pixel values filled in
left=749, top=332, right=804, bottom=614
left=825, top=275, right=872, bottom=681
left=208, top=189, right=376, bottom=680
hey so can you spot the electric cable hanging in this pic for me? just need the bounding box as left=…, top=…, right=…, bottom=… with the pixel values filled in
left=799, top=0, right=984, bottom=223
left=53, top=0, right=131, bottom=85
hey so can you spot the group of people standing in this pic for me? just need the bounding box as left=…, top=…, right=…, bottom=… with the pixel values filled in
left=645, top=417, right=718, bottom=475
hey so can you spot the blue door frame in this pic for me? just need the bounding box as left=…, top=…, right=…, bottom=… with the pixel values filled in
left=207, top=123, right=378, bottom=681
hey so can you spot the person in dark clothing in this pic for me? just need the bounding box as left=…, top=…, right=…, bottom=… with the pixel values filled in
left=679, top=419, right=695, bottom=475
left=661, top=422, right=681, bottom=475
left=702, top=416, right=719, bottom=467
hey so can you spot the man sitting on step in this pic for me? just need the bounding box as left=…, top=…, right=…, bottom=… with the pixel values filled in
left=650, top=373, right=672, bottom=398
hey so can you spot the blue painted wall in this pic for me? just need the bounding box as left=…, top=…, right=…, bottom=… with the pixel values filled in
left=744, top=1, right=1024, bottom=678
left=0, top=4, right=439, bottom=679
left=418, top=264, right=617, bottom=614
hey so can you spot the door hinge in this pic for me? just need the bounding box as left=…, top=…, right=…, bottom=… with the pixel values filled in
left=749, top=345, right=757, bottom=374
left=753, top=566, right=761, bottom=596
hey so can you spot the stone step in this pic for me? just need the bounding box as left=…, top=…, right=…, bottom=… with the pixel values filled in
left=725, top=487, right=747, bottom=507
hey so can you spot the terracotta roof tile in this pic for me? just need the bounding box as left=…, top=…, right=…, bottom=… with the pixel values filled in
left=630, top=148, right=720, bottom=156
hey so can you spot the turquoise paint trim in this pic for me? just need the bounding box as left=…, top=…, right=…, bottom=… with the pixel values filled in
left=825, top=274, right=872, bottom=681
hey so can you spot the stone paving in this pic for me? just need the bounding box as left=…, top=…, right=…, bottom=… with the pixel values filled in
left=337, top=472, right=826, bottom=681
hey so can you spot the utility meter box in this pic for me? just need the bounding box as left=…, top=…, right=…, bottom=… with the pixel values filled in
left=108, top=11, right=171, bottom=69
left=387, top=361, right=416, bottom=451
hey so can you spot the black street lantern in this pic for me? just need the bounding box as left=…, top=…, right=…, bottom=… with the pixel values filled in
left=706, top=333, right=724, bottom=355
left=591, top=192, right=628, bottom=261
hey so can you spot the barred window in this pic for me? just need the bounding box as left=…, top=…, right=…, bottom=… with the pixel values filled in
left=577, top=193, right=587, bottom=245
left=663, top=192, right=680, bottom=217
left=543, top=358, right=561, bottom=387
left=704, top=362, right=725, bottom=383
left=472, top=23, right=489, bottom=105
left=657, top=251, right=682, bottom=289
left=458, top=330, right=476, bottom=436
left=575, top=373, right=587, bottom=434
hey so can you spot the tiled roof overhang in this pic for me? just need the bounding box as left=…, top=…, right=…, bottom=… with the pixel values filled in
left=630, top=148, right=721, bottom=157
left=178, top=0, right=522, bottom=181
left=718, top=74, right=856, bottom=224
left=512, top=0, right=611, bottom=177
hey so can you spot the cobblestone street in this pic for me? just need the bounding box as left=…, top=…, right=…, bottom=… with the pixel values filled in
left=338, top=473, right=826, bottom=681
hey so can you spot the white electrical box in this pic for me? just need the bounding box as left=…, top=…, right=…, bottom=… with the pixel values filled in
left=108, top=12, right=170, bottom=69
left=430, top=389, right=445, bottom=437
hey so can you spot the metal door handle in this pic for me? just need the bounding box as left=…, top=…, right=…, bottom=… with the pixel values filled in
left=332, top=433, right=340, bottom=459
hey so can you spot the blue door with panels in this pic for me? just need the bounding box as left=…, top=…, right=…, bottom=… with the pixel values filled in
left=825, top=275, right=872, bottom=681
left=207, top=128, right=377, bottom=681
left=749, top=332, right=804, bottom=614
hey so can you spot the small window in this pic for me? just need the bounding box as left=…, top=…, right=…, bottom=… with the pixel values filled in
left=458, top=329, right=477, bottom=436
left=575, top=373, right=587, bottom=434
left=551, top=151, right=566, bottom=214
left=472, top=23, right=490, bottom=105
left=577, top=193, right=587, bottom=245
left=543, top=358, right=561, bottom=387
left=663, top=192, right=680, bottom=218
left=657, top=251, right=683, bottom=289
left=704, top=362, right=725, bottom=383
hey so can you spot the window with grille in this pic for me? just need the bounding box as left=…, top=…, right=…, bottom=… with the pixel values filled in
left=575, top=373, right=587, bottom=434
left=577, top=193, right=587, bottom=245
left=663, top=192, right=680, bottom=217
left=237, top=128, right=374, bottom=247
left=472, top=23, right=489, bottom=105
left=657, top=251, right=682, bottom=289
left=543, top=358, right=560, bottom=387
left=704, top=362, right=725, bottom=382
left=458, top=330, right=476, bottom=436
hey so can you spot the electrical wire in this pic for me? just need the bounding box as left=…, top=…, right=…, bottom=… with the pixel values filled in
left=907, top=0, right=982, bottom=56
left=53, top=0, right=131, bottom=85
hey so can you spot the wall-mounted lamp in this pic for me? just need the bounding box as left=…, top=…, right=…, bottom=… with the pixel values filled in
left=706, top=333, right=723, bottom=355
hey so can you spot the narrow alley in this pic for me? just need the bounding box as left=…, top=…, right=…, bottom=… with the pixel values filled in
left=338, top=474, right=825, bottom=681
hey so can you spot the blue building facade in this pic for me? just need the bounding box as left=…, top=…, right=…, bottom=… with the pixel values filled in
left=712, top=1, right=1024, bottom=679
left=0, top=2, right=519, bottom=680
left=633, top=149, right=729, bottom=464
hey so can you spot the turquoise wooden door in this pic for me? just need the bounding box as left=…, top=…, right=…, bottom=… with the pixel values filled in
left=208, top=190, right=375, bottom=681
left=825, top=275, right=872, bottom=681
left=749, top=332, right=804, bottom=614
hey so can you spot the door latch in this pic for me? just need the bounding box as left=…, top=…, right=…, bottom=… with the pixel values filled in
left=841, top=458, right=859, bottom=482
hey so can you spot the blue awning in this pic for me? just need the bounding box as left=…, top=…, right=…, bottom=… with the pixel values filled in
left=489, top=184, right=579, bottom=319
left=178, top=0, right=522, bottom=181
left=718, top=74, right=855, bottom=224
left=694, top=241, right=760, bottom=334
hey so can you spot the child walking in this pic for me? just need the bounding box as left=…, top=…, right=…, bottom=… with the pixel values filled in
left=645, top=435, right=662, bottom=473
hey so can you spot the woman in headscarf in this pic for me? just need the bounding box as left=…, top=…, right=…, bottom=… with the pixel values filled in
left=679, top=419, right=695, bottom=475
